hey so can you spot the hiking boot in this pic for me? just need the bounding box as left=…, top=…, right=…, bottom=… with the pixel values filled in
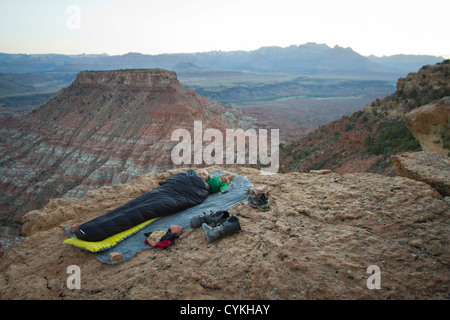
left=202, top=215, right=241, bottom=242
left=248, top=193, right=270, bottom=211
left=190, top=210, right=230, bottom=228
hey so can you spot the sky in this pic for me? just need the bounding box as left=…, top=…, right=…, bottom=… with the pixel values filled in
left=0, top=0, right=449, bottom=58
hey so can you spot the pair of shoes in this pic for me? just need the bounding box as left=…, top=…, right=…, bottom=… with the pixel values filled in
left=189, top=210, right=241, bottom=242
left=202, top=215, right=241, bottom=243
left=190, top=210, right=229, bottom=228
left=248, top=193, right=270, bottom=211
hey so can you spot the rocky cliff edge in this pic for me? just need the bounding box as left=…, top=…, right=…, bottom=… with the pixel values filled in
left=0, top=166, right=448, bottom=300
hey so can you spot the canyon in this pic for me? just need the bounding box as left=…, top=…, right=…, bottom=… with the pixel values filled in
left=0, top=69, right=252, bottom=247
left=0, top=60, right=448, bottom=300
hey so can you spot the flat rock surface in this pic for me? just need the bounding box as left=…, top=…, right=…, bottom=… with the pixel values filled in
left=391, top=151, right=450, bottom=196
left=0, top=167, right=449, bottom=300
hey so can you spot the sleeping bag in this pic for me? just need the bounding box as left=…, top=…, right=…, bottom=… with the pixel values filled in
left=74, top=169, right=210, bottom=242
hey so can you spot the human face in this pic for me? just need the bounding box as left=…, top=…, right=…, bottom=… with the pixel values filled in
left=199, top=170, right=209, bottom=181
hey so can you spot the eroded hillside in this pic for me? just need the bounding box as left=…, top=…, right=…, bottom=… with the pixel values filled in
left=280, top=60, right=449, bottom=174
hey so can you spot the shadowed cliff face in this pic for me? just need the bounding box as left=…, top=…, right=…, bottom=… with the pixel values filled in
left=0, top=167, right=448, bottom=300
left=0, top=69, right=250, bottom=234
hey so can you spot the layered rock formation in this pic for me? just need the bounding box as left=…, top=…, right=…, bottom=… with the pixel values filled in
left=0, top=69, right=251, bottom=242
left=0, top=167, right=448, bottom=299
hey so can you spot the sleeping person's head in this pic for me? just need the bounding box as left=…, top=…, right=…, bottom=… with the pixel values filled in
left=199, top=169, right=210, bottom=181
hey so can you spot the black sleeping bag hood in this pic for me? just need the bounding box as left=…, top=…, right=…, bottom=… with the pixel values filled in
left=74, top=169, right=210, bottom=242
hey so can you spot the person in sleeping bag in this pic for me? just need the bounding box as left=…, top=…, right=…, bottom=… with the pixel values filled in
left=74, top=169, right=210, bottom=242
left=199, top=169, right=231, bottom=194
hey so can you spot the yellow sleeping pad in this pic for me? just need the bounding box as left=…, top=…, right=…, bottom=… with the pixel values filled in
left=63, top=218, right=158, bottom=253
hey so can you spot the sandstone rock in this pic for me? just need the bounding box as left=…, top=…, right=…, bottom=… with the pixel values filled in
left=1, top=166, right=448, bottom=300
left=170, top=225, right=183, bottom=236
left=146, top=230, right=167, bottom=246
left=109, top=252, right=123, bottom=262
left=391, top=151, right=450, bottom=196
left=405, top=99, right=450, bottom=155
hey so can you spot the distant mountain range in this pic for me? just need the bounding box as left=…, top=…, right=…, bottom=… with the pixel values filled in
left=0, top=43, right=444, bottom=76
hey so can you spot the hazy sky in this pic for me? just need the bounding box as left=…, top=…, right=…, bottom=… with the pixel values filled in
left=0, top=0, right=448, bottom=58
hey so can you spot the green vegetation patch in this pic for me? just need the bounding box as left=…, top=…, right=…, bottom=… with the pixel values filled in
left=365, top=120, right=421, bottom=156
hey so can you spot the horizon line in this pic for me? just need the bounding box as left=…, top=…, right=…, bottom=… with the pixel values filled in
left=0, top=42, right=448, bottom=60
